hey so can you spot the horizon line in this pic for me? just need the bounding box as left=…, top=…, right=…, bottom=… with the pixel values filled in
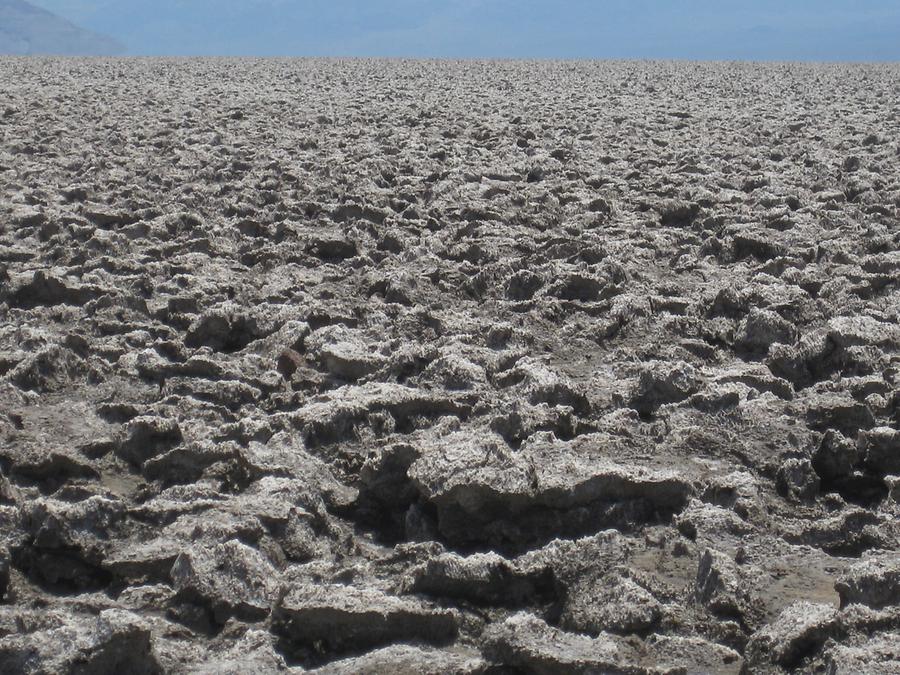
left=4, top=54, right=900, bottom=65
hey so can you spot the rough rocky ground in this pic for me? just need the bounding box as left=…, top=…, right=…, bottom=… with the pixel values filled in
left=0, top=58, right=898, bottom=674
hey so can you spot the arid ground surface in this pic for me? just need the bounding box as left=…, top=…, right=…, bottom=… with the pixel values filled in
left=0, top=59, right=899, bottom=674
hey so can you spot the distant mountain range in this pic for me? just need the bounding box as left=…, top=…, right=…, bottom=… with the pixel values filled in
left=7, top=0, right=900, bottom=59
left=0, top=0, right=123, bottom=55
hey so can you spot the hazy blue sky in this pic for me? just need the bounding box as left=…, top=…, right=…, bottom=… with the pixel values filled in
left=30, top=0, right=900, bottom=60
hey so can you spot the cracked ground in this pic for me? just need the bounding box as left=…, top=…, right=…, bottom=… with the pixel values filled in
left=0, top=59, right=899, bottom=674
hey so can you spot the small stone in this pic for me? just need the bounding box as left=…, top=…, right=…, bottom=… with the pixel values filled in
left=734, top=308, right=797, bottom=354
left=630, top=361, right=701, bottom=414
left=115, top=416, right=183, bottom=466
left=657, top=199, right=700, bottom=226
left=694, top=549, right=754, bottom=621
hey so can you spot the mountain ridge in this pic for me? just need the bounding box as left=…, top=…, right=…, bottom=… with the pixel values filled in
left=21, top=0, right=900, bottom=60
left=0, top=0, right=123, bottom=55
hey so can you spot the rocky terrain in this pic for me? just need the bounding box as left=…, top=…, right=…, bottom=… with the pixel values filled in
left=0, top=58, right=898, bottom=673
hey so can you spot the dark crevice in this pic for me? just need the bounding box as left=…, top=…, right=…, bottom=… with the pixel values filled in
left=434, top=500, right=685, bottom=558
left=822, top=473, right=889, bottom=508
left=11, top=543, right=113, bottom=594
left=270, top=613, right=457, bottom=669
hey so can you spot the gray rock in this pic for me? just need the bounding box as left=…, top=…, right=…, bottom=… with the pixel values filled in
left=272, top=583, right=458, bottom=659
left=630, top=361, right=701, bottom=414
left=0, top=609, right=160, bottom=675
left=6, top=345, right=89, bottom=393
left=16, top=496, right=124, bottom=590
left=806, top=393, right=876, bottom=436
left=506, top=269, right=544, bottom=301
left=835, top=556, right=900, bottom=609
left=776, top=457, right=820, bottom=502
left=657, top=200, right=700, bottom=227
left=357, top=442, right=418, bottom=508
left=312, top=645, right=486, bottom=675
left=305, top=325, right=388, bottom=381
left=827, top=316, right=900, bottom=349
left=813, top=429, right=860, bottom=481
left=489, top=401, right=576, bottom=446
left=646, top=635, right=742, bottom=675
left=288, top=382, right=468, bottom=448
left=115, top=416, right=183, bottom=466
left=141, top=440, right=238, bottom=483
left=0, top=444, right=99, bottom=486
left=182, top=627, right=289, bottom=675
left=408, top=430, right=694, bottom=550
left=509, top=357, right=590, bottom=414
left=5, top=270, right=103, bottom=309
left=104, top=540, right=182, bottom=585
left=675, top=499, right=754, bottom=544
left=781, top=507, right=891, bottom=556
left=742, top=602, right=837, bottom=670
left=163, top=376, right=262, bottom=411
left=423, top=351, right=487, bottom=391
left=693, top=549, right=761, bottom=627
left=561, top=570, right=662, bottom=635
left=734, top=308, right=797, bottom=354
left=824, top=632, right=900, bottom=675
left=481, top=612, right=674, bottom=675
left=515, top=530, right=633, bottom=584
left=170, top=540, right=281, bottom=624
left=548, top=271, right=606, bottom=302
left=408, top=551, right=553, bottom=607
left=859, top=427, right=900, bottom=475
left=185, top=304, right=268, bottom=353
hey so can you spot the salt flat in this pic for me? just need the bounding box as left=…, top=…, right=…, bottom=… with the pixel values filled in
left=0, top=58, right=898, bottom=673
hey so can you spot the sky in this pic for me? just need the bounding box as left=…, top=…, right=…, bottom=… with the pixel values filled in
left=29, top=0, right=900, bottom=60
